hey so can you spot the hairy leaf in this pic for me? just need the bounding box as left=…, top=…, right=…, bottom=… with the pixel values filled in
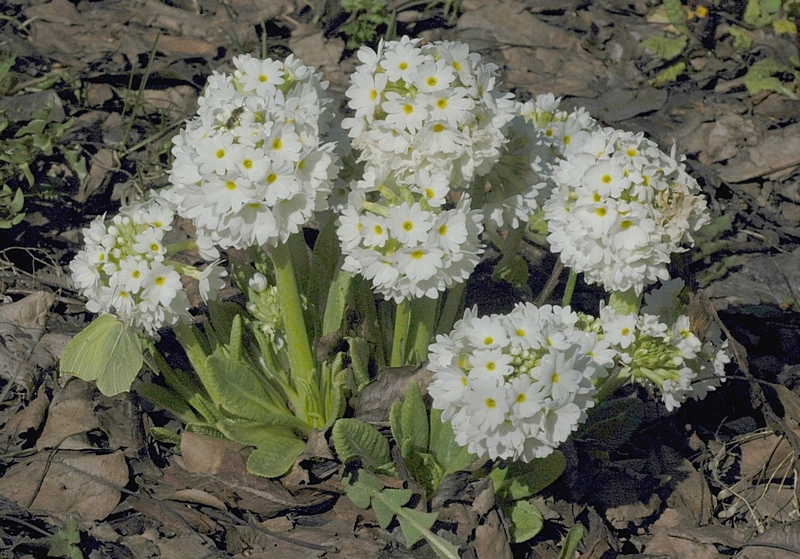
left=579, top=397, right=644, bottom=452
left=332, top=418, right=391, bottom=467
left=399, top=381, right=428, bottom=453
left=136, top=382, right=199, bottom=425
left=648, top=61, right=686, bottom=86
left=744, top=58, right=798, bottom=99
left=216, top=417, right=309, bottom=446
left=429, top=407, right=476, bottom=477
left=247, top=435, right=306, bottom=478
left=205, top=353, right=288, bottom=420
left=60, top=314, right=143, bottom=396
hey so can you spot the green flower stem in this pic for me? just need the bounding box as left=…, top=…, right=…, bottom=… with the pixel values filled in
left=437, top=281, right=466, bottom=336
left=270, top=238, right=320, bottom=422
left=595, top=369, right=630, bottom=403
left=608, top=288, right=643, bottom=316
left=409, top=295, right=438, bottom=363
left=164, top=240, right=198, bottom=255
left=391, top=299, right=411, bottom=367
left=561, top=268, right=578, bottom=307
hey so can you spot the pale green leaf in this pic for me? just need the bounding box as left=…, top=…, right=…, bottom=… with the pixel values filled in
left=429, top=408, right=476, bottom=477
left=641, top=35, right=688, bottom=60
left=216, top=418, right=307, bottom=446
left=48, top=516, right=84, bottom=559
left=389, top=400, right=404, bottom=450
left=399, top=381, right=428, bottom=452
left=372, top=487, right=413, bottom=528
left=744, top=58, right=798, bottom=99
left=205, top=353, right=287, bottom=420
left=60, top=314, right=143, bottom=396
left=557, top=524, right=586, bottom=559
left=396, top=509, right=440, bottom=546
left=773, top=18, right=797, bottom=35
left=727, top=26, right=754, bottom=51
left=332, top=418, right=391, bottom=467
left=401, top=442, right=443, bottom=497
left=507, top=499, right=544, bottom=543
left=647, top=61, right=686, bottom=87
left=346, top=337, right=372, bottom=390
left=246, top=435, right=306, bottom=478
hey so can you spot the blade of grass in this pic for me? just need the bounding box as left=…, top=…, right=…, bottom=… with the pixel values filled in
left=121, top=32, right=160, bottom=151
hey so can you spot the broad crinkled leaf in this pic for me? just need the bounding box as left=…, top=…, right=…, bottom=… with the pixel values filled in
left=399, top=381, right=428, bottom=452
left=60, top=314, right=143, bottom=396
left=579, top=397, right=644, bottom=452
left=216, top=418, right=308, bottom=446
left=136, top=383, right=199, bottom=425
left=332, top=418, right=391, bottom=467
left=641, top=35, right=687, bottom=59
left=501, top=451, right=566, bottom=500
left=205, top=353, right=286, bottom=420
left=247, top=435, right=306, bottom=478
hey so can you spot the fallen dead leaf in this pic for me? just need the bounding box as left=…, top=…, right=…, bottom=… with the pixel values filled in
left=0, top=391, right=50, bottom=446
left=0, top=450, right=129, bottom=522
left=37, top=380, right=100, bottom=451
left=355, top=364, right=434, bottom=422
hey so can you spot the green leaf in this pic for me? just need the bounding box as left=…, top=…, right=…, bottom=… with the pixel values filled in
left=346, top=336, right=372, bottom=390
left=641, top=35, right=688, bottom=60
left=332, top=418, right=391, bottom=467
left=135, top=382, right=199, bottom=425
left=60, top=314, right=143, bottom=396
left=579, top=397, right=644, bottom=452
left=647, top=61, right=686, bottom=87
left=342, top=470, right=460, bottom=559
left=557, top=524, right=586, bottom=559
left=48, top=517, right=84, bottom=559
left=507, top=499, right=544, bottom=543
left=205, top=353, right=288, bottom=420
left=493, top=254, right=530, bottom=291
left=429, top=408, right=476, bottom=477
left=727, top=26, right=754, bottom=51
left=247, top=435, right=306, bottom=478
left=399, top=381, right=428, bottom=452
left=401, top=442, right=443, bottom=497
left=148, top=427, right=182, bottom=445
left=495, top=451, right=567, bottom=501
left=743, top=58, right=798, bottom=99
left=216, top=417, right=309, bottom=446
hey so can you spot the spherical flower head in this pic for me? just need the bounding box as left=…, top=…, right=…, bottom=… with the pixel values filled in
left=341, top=37, right=515, bottom=191
left=428, top=303, right=609, bottom=462
left=542, top=125, right=711, bottom=295
left=597, top=293, right=730, bottom=411
left=167, top=54, right=339, bottom=250
left=337, top=184, right=484, bottom=302
left=69, top=199, right=184, bottom=335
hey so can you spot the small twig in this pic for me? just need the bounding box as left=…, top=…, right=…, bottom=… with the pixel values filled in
left=0, top=513, right=52, bottom=538
left=534, top=258, right=564, bottom=306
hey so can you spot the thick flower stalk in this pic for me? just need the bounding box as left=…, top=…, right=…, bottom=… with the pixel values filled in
left=164, top=54, right=339, bottom=250
left=69, top=198, right=226, bottom=335
left=541, top=122, right=711, bottom=295
left=427, top=304, right=612, bottom=461
left=584, top=279, right=730, bottom=411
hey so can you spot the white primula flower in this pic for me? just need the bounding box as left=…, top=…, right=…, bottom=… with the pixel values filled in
left=69, top=197, right=220, bottom=335
left=429, top=304, right=609, bottom=461
left=542, top=125, right=711, bottom=294
left=167, top=54, right=338, bottom=249
left=342, top=36, right=515, bottom=191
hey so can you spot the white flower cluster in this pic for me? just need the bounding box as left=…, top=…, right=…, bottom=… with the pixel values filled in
left=69, top=198, right=226, bottom=335
left=337, top=170, right=484, bottom=302
left=341, top=37, right=516, bottom=190
left=164, top=54, right=339, bottom=249
left=541, top=123, right=710, bottom=294
left=428, top=304, right=612, bottom=461
left=479, top=94, right=598, bottom=230
left=584, top=280, right=730, bottom=411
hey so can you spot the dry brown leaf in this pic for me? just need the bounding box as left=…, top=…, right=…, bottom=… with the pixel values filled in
left=0, top=391, right=50, bottom=445
left=0, top=450, right=129, bottom=521
left=168, top=488, right=228, bottom=511
left=739, top=432, right=796, bottom=480
left=473, top=509, right=513, bottom=559
left=665, top=458, right=713, bottom=525
left=78, top=148, right=118, bottom=202
left=355, top=364, right=434, bottom=422
left=180, top=430, right=248, bottom=475
left=37, top=381, right=100, bottom=451
left=129, top=494, right=220, bottom=534
left=288, top=24, right=346, bottom=88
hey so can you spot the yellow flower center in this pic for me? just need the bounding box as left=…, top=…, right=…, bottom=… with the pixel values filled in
left=438, top=224, right=447, bottom=235
left=486, top=398, right=496, bottom=409
left=601, top=174, right=612, bottom=184
left=595, top=207, right=607, bottom=217
left=399, top=62, right=408, bottom=70
left=427, top=76, right=438, bottom=87
left=259, top=74, right=268, bottom=82
left=436, top=98, right=448, bottom=109
left=432, top=123, right=445, bottom=133
left=403, top=221, right=414, bottom=231
left=411, top=250, right=424, bottom=259
left=242, top=159, right=253, bottom=169
left=484, top=336, right=493, bottom=345
left=215, top=149, right=225, bottom=159
left=370, top=89, right=378, bottom=101
left=266, top=174, right=277, bottom=184
left=403, top=104, right=414, bottom=114
left=226, top=181, right=237, bottom=190
left=155, top=276, right=165, bottom=286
